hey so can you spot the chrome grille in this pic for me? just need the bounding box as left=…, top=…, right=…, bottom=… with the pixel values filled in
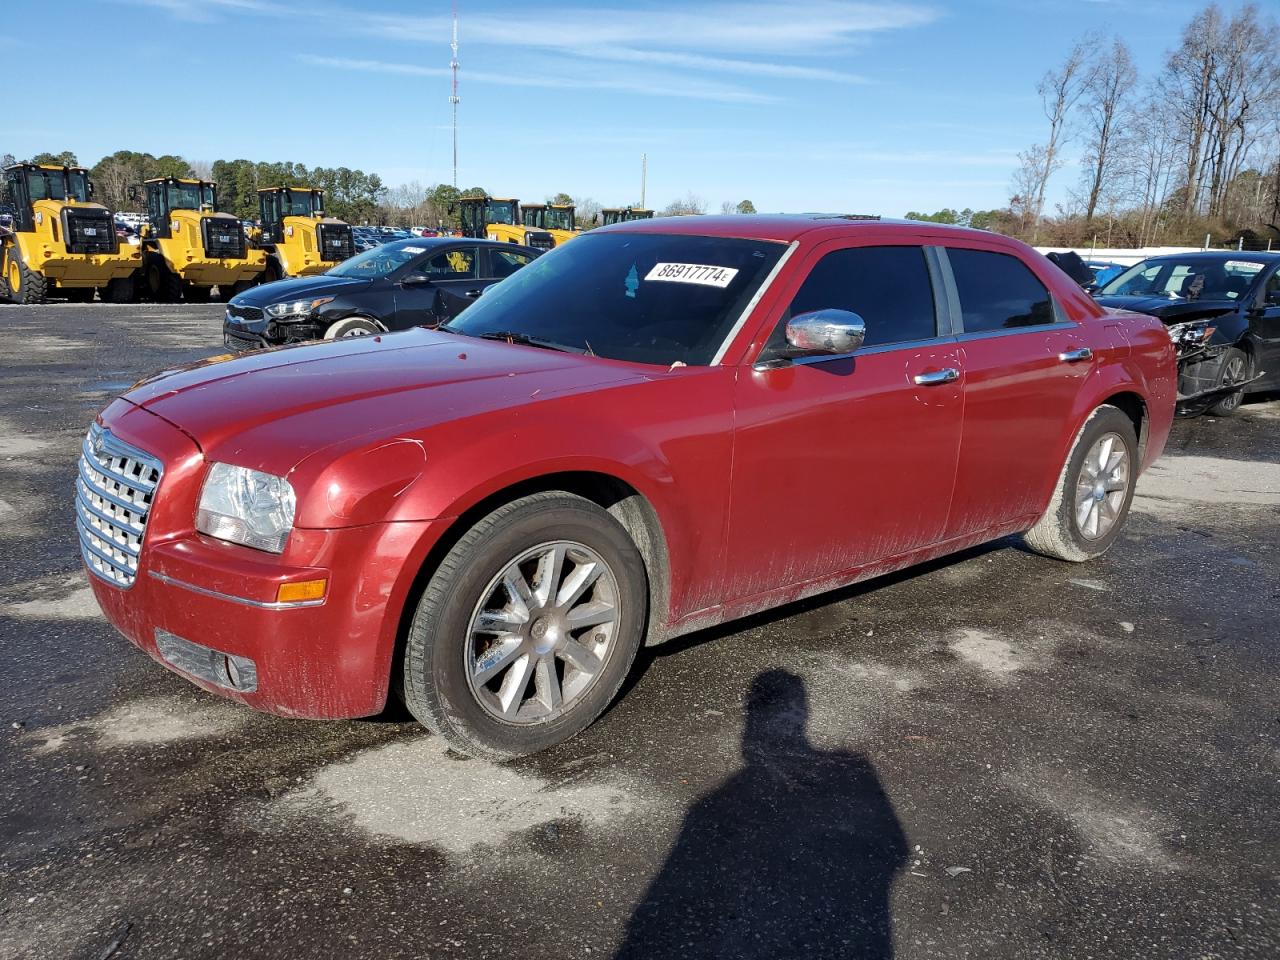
left=75, top=423, right=163, bottom=588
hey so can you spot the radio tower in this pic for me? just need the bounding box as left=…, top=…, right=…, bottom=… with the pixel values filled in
left=449, top=2, right=460, bottom=188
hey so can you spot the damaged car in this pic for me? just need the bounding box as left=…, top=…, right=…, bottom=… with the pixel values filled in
left=1093, top=252, right=1280, bottom=415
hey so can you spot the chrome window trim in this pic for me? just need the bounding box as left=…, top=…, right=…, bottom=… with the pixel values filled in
left=780, top=334, right=961, bottom=369
left=952, top=321, right=1078, bottom=343
left=148, top=570, right=326, bottom=610
left=712, top=240, right=800, bottom=366
left=927, top=245, right=964, bottom=337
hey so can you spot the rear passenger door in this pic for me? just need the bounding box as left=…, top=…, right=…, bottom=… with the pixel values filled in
left=939, top=245, right=1094, bottom=539
left=1254, top=268, right=1280, bottom=386
left=725, top=242, right=964, bottom=602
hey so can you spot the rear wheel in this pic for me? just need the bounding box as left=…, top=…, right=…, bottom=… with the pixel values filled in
left=104, top=275, right=136, bottom=304
left=401, top=492, right=648, bottom=758
left=1023, top=404, right=1139, bottom=562
left=1206, top=347, right=1249, bottom=416
left=264, top=257, right=284, bottom=283
left=144, top=256, right=182, bottom=302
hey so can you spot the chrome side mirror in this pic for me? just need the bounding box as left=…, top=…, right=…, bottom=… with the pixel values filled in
left=785, top=309, right=866, bottom=357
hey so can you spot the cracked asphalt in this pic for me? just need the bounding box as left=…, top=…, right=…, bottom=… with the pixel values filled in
left=1, top=304, right=1277, bottom=960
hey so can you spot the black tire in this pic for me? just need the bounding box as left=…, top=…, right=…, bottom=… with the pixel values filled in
left=104, top=275, right=135, bottom=304
left=144, top=256, right=181, bottom=302
left=264, top=257, right=284, bottom=283
left=7, top=248, right=47, bottom=304
left=63, top=287, right=94, bottom=303
left=401, top=492, right=648, bottom=759
left=1023, top=404, right=1139, bottom=562
left=323, top=316, right=381, bottom=339
left=1206, top=347, right=1249, bottom=416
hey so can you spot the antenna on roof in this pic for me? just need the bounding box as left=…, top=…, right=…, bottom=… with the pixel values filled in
left=449, top=1, right=460, bottom=189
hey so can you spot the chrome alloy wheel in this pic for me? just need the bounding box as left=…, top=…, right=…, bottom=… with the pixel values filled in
left=1074, top=432, right=1130, bottom=540
left=465, top=540, right=620, bottom=724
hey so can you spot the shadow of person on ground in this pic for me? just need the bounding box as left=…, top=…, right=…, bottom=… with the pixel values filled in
left=614, top=669, right=908, bottom=960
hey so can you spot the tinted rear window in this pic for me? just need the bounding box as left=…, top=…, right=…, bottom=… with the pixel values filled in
left=948, top=248, right=1054, bottom=332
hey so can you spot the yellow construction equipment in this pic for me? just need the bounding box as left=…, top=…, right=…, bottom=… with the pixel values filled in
left=139, top=177, right=267, bottom=302
left=600, top=207, right=655, bottom=226
left=456, top=196, right=553, bottom=251
left=1, top=163, right=141, bottom=303
left=520, top=202, right=578, bottom=247
left=255, top=186, right=354, bottom=279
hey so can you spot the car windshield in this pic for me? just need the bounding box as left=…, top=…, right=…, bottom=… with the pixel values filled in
left=445, top=232, right=786, bottom=366
left=327, top=241, right=428, bottom=278
left=1099, top=257, right=1265, bottom=300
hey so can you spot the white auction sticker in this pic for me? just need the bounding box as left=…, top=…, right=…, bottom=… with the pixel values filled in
left=402, top=246, right=426, bottom=254
left=645, top=262, right=739, bottom=288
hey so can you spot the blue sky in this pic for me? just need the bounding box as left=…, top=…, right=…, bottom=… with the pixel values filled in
left=2, top=0, right=1254, bottom=215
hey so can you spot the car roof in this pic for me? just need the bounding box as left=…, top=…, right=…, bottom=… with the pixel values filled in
left=596, top=213, right=1009, bottom=245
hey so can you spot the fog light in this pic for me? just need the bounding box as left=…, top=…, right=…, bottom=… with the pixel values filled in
left=276, top=578, right=327, bottom=603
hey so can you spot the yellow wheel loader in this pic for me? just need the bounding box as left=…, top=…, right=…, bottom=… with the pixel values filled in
left=456, top=196, right=553, bottom=252
left=139, top=177, right=267, bottom=302
left=255, top=187, right=354, bottom=280
left=600, top=207, right=654, bottom=226
left=520, top=202, right=578, bottom=247
left=1, top=163, right=141, bottom=304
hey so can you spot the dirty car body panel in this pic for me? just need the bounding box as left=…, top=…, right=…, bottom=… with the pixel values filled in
left=79, top=215, right=1176, bottom=723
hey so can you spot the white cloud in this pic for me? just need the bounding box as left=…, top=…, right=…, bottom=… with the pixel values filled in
left=297, top=54, right=779, bottom=105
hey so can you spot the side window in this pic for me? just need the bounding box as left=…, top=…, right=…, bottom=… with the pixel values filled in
left=1266, top=270, right=1280, bottom=305
left=765, top=246, right=937, bottom=356
left=947, top=248, right=1054, bottom=332
left=490, top=248, right=534, bottom=279
left=419, top=247, right=477, bottom=279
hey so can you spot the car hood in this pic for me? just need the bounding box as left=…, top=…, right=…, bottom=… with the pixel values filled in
left=122, top=328, right=651, bottom=474
left=1094, top=294, right=1240, bottom=323
left=229, top=274, right=371, bottom=308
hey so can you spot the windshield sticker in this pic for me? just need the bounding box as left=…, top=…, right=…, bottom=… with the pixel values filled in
left=645, top=263, right=740, bottom=288
left=625, top=264, right=640, bottom=298
left=402, top=245, right=426, bottom=254
left=1224, top=260, right=1263, bottom=273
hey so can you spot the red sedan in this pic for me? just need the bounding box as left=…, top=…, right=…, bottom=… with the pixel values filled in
left=76, top=215, right=1176, bottom=757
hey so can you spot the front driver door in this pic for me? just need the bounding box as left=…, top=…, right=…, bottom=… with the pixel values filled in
left=724, top=242, right=964, bottom=605
left=394, top=245, right=482, bottom=328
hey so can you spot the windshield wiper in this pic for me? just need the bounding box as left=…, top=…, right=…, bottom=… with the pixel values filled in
left=474, top=330, right=582, bottom=353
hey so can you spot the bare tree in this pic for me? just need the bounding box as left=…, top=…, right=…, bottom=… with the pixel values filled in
left=661, top=192, right=707, bottom=217
left=1030, top=40, right=1091, bottom=236
left=1080, top=38, right=1137, bottom=221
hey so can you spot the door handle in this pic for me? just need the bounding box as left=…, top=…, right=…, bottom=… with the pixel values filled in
left=463, top=289, right=483, bottom=299
left=1059, top=347, right=1093, bottom=362
left=912, top=367, right=960, bottom=386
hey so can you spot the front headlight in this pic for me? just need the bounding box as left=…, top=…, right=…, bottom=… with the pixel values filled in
left=1165, top=320, right=1215, bottom=348
left=196, top=462, right=296, bottom=553
left=265, top=296, right=333, bottom=319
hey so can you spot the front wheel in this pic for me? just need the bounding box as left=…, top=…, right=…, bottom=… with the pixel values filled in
left=323, top=317, right=380, bottom=339
left=1023, top=404, right=1139, bottom=562
left=1205, top=347, right=1249, bottom=416
left=401, top=492, right=648, bottom=758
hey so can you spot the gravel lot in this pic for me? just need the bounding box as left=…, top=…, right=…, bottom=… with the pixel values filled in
left=1, top=304, right=1277, bottom=960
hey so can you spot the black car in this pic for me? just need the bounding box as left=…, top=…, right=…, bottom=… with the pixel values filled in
left=223, top=237, right=541, bottom=349
left=1094, top=251, right=1280, bottom=415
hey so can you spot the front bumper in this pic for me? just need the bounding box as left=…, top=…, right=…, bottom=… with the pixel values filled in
left=223, top=316, right=323, bottom=351
left=81, top=399, right=440, bottom=719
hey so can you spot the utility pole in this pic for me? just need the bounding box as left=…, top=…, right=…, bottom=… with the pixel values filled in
left=640, top=153, right=646, bottom=209
left=450, top=2, right=460, bottom=188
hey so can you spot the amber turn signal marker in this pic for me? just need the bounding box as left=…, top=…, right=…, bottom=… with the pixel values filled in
left=276, top=579, right=327, bottom=603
